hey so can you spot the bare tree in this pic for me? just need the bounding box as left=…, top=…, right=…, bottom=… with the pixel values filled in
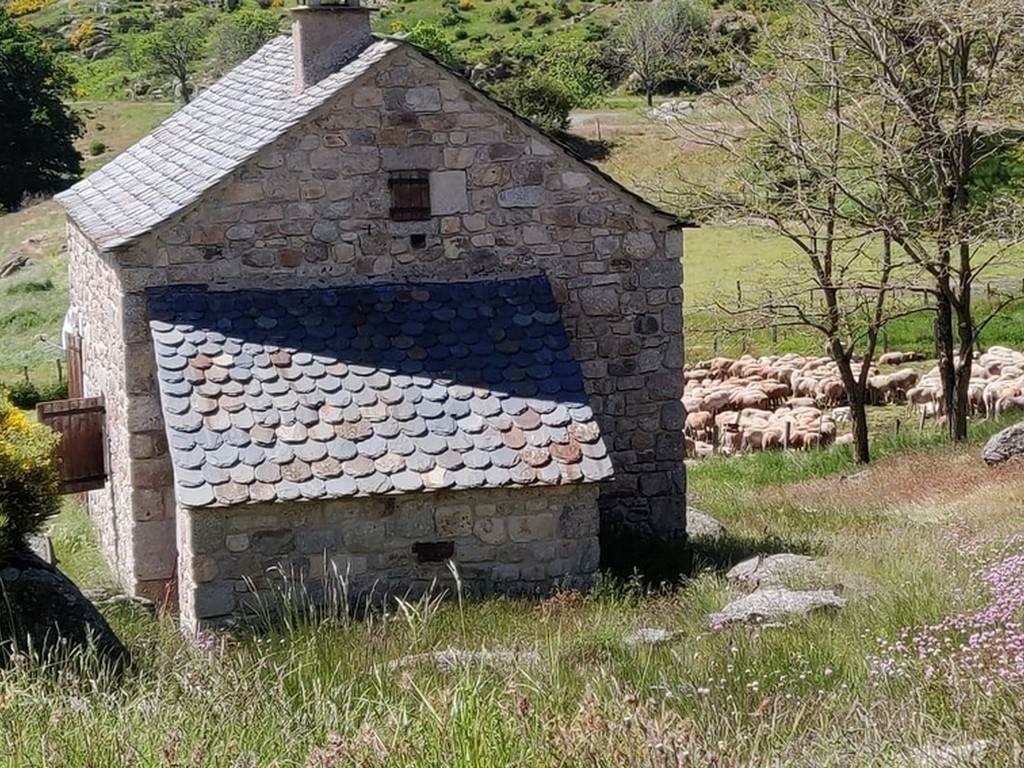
left=664, top=7, right=922, bottom=464
left=615, top=0, right=692, bottom=107
left=816, top=0, right=1024, bottom=441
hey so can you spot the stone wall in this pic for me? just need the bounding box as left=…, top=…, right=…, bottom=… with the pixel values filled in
left=177, top=484, right=599, bottom=631
left=67, top=222, right=176, bottom=601
left=75, top=41, right=686, bottom=598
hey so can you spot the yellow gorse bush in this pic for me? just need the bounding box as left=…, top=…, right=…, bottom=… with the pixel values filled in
left=0, top=394, right=61, bottom=555
left=6, top=0, right=56, bottom=18
left=69, top=17, right=96, bottom=50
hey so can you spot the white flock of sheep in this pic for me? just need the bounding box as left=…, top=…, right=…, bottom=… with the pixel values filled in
left=682, top=346, right=1024, bottom=459
left=910, top=346, right=1024, bottom=420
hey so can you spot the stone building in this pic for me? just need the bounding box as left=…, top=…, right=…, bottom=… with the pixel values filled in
left=54, top=0, right=688, bottom=631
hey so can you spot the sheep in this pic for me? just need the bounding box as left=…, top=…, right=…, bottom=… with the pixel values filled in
left=879, top=351, right=925, bottom=366
left=685, top=410, right=714, bottom=440
left=682, top=346, right=1024, bottom=459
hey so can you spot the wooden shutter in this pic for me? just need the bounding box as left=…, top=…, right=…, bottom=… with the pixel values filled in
left=65, top=331, right=84, bottom=400
left=389, top=172, right=431, bottom=221
left=36, top=397, right=107, bottom=494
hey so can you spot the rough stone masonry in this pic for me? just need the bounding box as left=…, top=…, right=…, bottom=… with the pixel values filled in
left=57, top=5, right=687, bottom=623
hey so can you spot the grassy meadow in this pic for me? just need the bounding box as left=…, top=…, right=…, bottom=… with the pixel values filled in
left=2, top=420, right=1024, bottom=765
left=4, top=4, right=1024, bottom=765
left=0, top=101, right=174, bottom=388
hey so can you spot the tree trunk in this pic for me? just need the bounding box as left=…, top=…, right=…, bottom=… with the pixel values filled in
left=934, top=291, right=958, bottom=440
left=829, top=342, right=871, bottom=464
left=952, top=269, right=974, bottom=441
left=646, top=87, right=654, bottom=107
left=849, top=396, right=870, bottom=464
left=953, top=358, right=971, bottom=440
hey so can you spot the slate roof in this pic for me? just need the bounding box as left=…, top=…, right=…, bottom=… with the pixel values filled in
left=55, top=37, right=399, bottom=251
left=56, top=34, right=691, bottom=251
left=147, top=276, right=613, bottom=508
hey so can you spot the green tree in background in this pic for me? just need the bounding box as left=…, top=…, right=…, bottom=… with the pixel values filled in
left=493, top=72, right=578, bottom=131
left=210, top=7, right=281, bottom=75
left=403, top=21, right=459, bottom=69
left=138, top=14, right=209, bottom=103
left=0, top=7, right=83, bottom=211
left=492, top=36, right=606, bottom=131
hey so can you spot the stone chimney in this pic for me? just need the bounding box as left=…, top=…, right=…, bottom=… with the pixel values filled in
left=292, top=0, right=373, bottom=92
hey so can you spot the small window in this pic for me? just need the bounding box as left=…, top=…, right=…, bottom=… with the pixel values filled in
left=390, top=171, right=431, bottom=222
left=413, top=541, right=455, bottom=563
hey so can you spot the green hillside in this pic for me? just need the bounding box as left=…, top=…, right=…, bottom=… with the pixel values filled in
left=6, top=0, right=625, bottom=100
left=6, top=0, right=771, bottom=100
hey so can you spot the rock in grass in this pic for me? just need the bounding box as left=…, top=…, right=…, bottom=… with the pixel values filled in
left=726, top=554, right=826, bottom=591
left=26, top=534, right=54, bottom=565
left=709, top=588, right=845, bottom=628
left=983, top=421, right=1024, bottom=465
left=624, top=626, right=679, bottom=647
left=906, top=739, right=992, bottom=768
left=387, top=647, right=541, bottom=673
left=0, top=549, right=128, bottom=670
left=687, top=508, right=725, bottom=540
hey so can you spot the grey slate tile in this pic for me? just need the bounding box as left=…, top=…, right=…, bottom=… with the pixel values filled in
left=148, top=277, right=611, bottom=508
left=57, top=38, right=399, bottom=251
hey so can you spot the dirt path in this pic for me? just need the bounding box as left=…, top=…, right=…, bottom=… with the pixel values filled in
left=773, top=447, right=1024, bottom=514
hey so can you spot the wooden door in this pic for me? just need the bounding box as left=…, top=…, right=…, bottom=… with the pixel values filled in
left=36, top=397, right=107, bottom=493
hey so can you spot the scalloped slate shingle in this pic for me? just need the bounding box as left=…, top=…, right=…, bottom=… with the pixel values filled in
left=147, top=276, right=613, bottom=508
left=55, top=36, right=398, bottom=252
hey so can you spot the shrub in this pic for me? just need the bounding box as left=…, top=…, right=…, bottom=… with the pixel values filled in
left=2, top=381, right=40, bottom=411
left=4, top=278, right=54, bottom=294
left=1, top=379, right=67, bottom=410
left=6, top=0, right=56, bottom=18
left=40, top=380, right=68, bottom=403
left=404, top=22, right=459, bottom=68
left=493, top=7, right=518, bottom=23
left=493, top=72, right=576, bottom=131
left=0, top=394, right=60, bottom=556
left=89, top=140, right=107, bottom=156
left=69, top=18, right=97, bottom=51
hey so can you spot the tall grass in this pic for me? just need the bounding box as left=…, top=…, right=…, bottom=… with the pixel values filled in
left=688, top=411, right=1021, bottom=494
left=3, top=425, right=1024, bottom=765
